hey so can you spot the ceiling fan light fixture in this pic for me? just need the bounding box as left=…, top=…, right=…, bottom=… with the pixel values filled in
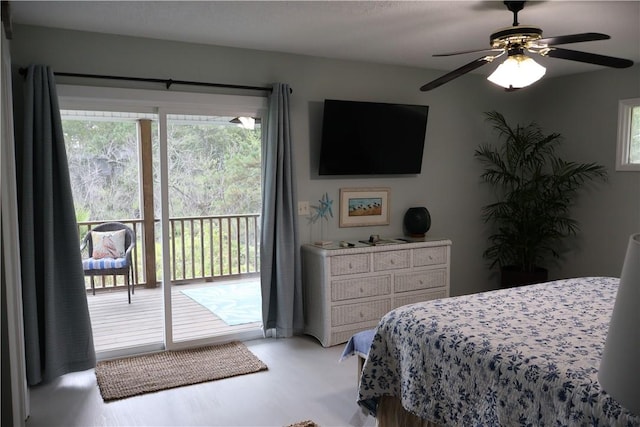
left=487, top=54, right=546, bottom=89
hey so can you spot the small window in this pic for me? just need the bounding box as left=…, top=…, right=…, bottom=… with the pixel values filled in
left=616, top=98, right=640, bottom=171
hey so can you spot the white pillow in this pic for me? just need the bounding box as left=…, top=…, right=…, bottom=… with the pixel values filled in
left=91, top=229, right=126, bottom=259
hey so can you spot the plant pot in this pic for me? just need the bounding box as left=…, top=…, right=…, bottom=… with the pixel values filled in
left=500, top=265, right=548, bottom=288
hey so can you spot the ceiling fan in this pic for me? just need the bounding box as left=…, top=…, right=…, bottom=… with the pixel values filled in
left=420, top=1, right=634, bottom=91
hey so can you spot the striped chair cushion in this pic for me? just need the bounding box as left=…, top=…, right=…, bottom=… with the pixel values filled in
left=82, top=257, right=128, bottom=270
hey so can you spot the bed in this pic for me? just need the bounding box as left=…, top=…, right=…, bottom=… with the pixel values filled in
left=357, top=277, right=640, bottom=426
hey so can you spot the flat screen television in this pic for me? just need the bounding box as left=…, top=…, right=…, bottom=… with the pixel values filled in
left=318, top=99, right=429, bottom=175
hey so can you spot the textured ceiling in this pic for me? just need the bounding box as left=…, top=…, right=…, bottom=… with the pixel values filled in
left=9, top=1, right=640, bottom=79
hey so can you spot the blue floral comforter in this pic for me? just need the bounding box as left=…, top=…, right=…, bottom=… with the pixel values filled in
left=358, top=277, right=640, bottom=426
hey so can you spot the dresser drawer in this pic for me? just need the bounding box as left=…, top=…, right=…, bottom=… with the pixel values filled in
left=374, top=250, right=410, bottom=271
left=393, top=289, right=447, bottom=309
left=331, top=299, right=391, bottom=327
left=394, top=268, right=447, bottom=293
left=413, top=246, right=447, bottom=266
left=331, top=276, right=391, bottom=302
left=330, top=254, right=370, bottom=276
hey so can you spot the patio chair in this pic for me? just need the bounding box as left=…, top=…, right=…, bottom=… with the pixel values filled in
left=81, top=222, right=136, bottom=303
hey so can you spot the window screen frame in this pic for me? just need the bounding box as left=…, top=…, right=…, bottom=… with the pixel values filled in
left=616, top=97, right=640, bottom=172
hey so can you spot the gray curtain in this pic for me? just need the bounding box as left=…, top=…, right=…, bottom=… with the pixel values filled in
left=17, top=65, right=95, bottom=386
left=260, top=83, right=303, bottom=337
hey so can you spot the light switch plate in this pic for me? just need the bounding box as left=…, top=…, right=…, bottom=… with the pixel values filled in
left=298, top=201, right=310, bottom=216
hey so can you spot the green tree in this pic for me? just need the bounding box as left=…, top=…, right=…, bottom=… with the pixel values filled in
left=64, top=119, right=140, bottom=220
left=165, top=120, right=261, bottom=217
left=63, top=115, right=261, bottom=221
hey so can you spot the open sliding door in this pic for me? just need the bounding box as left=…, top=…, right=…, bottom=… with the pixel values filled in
left=59, top=85, right=267, bottom=356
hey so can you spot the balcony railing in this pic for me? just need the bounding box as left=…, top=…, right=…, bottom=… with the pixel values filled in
left=78, top=214, right=260, bottom=292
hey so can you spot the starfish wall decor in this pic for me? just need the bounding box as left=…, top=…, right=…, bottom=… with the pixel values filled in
left=309, top=192, right=333, bottom=224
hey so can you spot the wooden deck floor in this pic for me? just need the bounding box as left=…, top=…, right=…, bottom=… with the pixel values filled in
left=86, top=278, right=262, bottom=354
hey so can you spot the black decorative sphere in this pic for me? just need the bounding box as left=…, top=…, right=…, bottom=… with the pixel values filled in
left=403, top=207, right=431, bottom=237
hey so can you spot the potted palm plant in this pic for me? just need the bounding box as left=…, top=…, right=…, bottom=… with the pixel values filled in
left=475, top=111, right=607, bottom=288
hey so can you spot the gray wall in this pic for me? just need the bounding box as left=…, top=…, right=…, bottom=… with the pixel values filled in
left=530, top=66, right=640, bottom=278
left=9, top=24, right=639, bottom=296
left=2, top=273, right=13, bottom=427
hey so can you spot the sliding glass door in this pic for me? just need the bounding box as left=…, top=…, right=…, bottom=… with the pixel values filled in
left=162, top=112, right=263, bottom=346
left=59, top=86, right=267, bottom=357
left=62, top=109, right=165, bottom=359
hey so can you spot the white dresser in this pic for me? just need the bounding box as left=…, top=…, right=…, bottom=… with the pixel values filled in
left=301, top=238, right=451, bottom=347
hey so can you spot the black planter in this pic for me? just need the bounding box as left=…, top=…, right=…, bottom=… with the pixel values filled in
left=403, top=207, right=431, bottom=237
left=500, top=265, right=548, bottom=288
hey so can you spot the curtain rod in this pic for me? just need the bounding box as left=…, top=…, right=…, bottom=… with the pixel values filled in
left=17, top=68, right=287, bottom=93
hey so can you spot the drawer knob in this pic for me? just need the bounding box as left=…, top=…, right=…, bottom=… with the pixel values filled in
left=349, top=262, right=353, bottom=269
left=360, top=287, right=364, bottom=293
left=419, top=280, right=424, bottom=285
left=390, top=259, right=395, bottom=265
left=359, top=312, right=364, bottom=318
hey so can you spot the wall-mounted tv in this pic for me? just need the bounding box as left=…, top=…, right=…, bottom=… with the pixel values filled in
left=318, top=99, right=429, bottom=175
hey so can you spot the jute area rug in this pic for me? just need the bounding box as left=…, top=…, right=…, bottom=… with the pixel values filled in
left=95, top=341, right=267, bottom=401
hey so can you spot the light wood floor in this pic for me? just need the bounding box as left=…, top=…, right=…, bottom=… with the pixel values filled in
left=25, top=335, right=376, bottom=427
left=87, top=278, right=262, bottom=355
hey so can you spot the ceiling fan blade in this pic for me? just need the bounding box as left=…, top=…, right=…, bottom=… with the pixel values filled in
left=420, top=57, right=492, bottom=91
left=544, top=47, right=634, bottom=68
left=434, top=48, right=502, bottom=57
left=537, top=32, right=610, bottom=46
